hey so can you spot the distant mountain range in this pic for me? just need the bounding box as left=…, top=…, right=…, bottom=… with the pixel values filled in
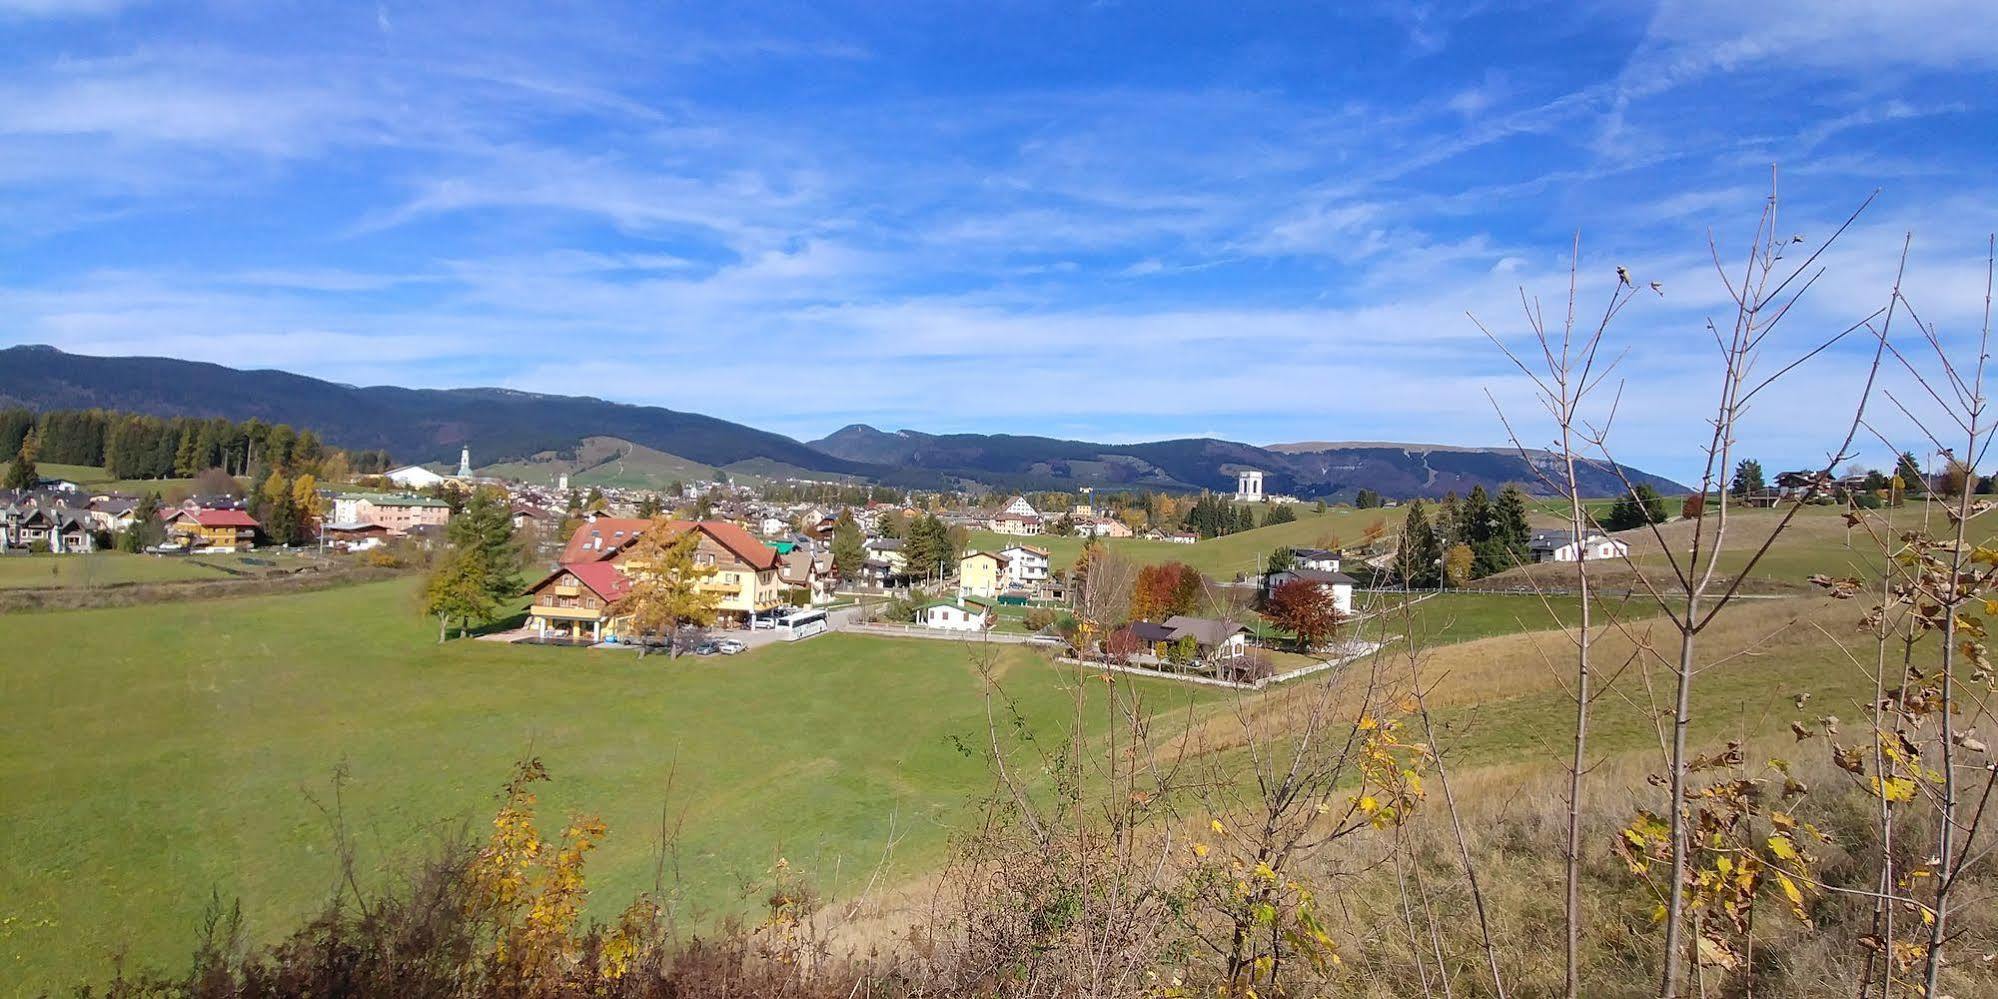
left=0, top=345, right=1686, bottom=498
left=806, top=424, right=1687, bottom=498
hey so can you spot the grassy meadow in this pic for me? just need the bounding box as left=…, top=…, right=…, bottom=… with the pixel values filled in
left=0, top=551, right=331, bottom=590
left=0, top=578, right=1218, bottom=993
left=33, top=461, right=206, bottom=497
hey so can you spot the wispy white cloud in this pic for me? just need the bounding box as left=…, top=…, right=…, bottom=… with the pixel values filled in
left=0, top=1, right=1992, bottom=481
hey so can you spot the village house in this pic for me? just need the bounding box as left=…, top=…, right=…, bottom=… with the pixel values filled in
left=1129, top=615, right=1249, bottom=662
left=1289, top=548, right=1342, bottom=572
left=339, top=494, right=452, bottom=532
left=524, top=517, right=786, bottom=640
left=779, top=549, right=837, bottom=605
left=1527, top=529, right=1630, bottom=563
left=521, top=561, right=630, bottom=643
left=1077, top=516, right=1134, bottom=538
left=958, top=549, right=1010, bottom=599
left=998, top=544, right=1051, bottom=589
left=988, top=511, right=1043, bottom=536
left=510, top=503, right=556, bottom=531
left=320, top=521, right=395, bottom=551
left=919, top=597, right=993, bottom=631
left=85, top=496, right=141, bottom=535
left=162, top=508, right=260, bottom=552
left=1264, top=567, right=1357, bottom=614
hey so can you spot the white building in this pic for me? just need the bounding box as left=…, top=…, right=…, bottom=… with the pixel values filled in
left=1266, top=568, right=1357, bottom=614
left=999, top=495, right=1038, bottom=518
left=920, top=598, right=992, bottom=632
left=1528, top=530, right=1630, bottom=563
left=457, top=445, right=473, bottom=477
left=998, top=544, right=1051, bottom=588
left=1235, top=469, right=1264, bottom=502
left=385, top=465, right=449, bottom=489
left=1290, top=548, right=1341, bottom=573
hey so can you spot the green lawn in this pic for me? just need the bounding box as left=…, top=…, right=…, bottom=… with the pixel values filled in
left=0, top=552, right=234, bottom=589
left=0, top=551, right=334, bottom=590
left=969, top=504, right=1403, bottom=580
left=0, top=579, right=1216, bottom=993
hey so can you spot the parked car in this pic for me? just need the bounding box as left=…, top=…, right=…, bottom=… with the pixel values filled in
left=716, top=639, right=746, bottom=655
left=690, top=641, right=720, bottom=656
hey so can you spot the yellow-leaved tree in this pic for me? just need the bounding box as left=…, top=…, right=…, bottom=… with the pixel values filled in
left=607, top=520, right=722, bottom=658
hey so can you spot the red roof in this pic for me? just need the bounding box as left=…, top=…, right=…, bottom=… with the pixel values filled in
left=188, top=508, right=259, bottom=528
left=526, top=561, right=632, bottom=603
left=560, top=517, right=658, bottom=562
left=558, top=517, right=779, bottom=571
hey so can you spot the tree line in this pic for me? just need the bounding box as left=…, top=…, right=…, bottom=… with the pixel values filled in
left=0, top=407, right=393, bottom=482
left=1393, top=483, right=1533, bottom=587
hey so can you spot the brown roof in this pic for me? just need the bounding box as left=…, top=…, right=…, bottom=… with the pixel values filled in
left=559, top=517, right=780, bottom=571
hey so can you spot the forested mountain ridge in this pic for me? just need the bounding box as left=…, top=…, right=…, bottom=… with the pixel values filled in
left=0, top=346, right=1688, bottom=498
left=807, top=424, right=1689, bottom=499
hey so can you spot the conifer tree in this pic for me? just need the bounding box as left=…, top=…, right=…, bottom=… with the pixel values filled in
left=4, top=429, right=38, bottom=491
left=1394, top=500, right=1442, bottom=587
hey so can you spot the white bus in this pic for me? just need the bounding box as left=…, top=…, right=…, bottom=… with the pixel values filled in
left=777, top=608, right=829, bottom=641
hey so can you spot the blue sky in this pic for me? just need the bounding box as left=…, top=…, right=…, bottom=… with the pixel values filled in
left=2, top=1, right=1995, bottom=480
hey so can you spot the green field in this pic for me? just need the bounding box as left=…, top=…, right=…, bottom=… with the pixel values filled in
left=32, top=462, right=211, bottom=497
left=969, top=504, right=1401, bottom=579
left=1352, top=590, right=1668, bottom=647
left=0, top=551, right=330, bottom=590
left=0, top=579, right=1216, bottom=993
left=0, top=552, right=230, bottom=589
left=478, top=436, right=720, bottom=490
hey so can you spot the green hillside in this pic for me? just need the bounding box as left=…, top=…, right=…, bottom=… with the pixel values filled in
left=478, top=436, right=717, bottom=489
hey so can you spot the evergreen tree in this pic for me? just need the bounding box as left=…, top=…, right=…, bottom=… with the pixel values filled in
left=1354, top=489, right=1383, bottom=509
left=1604, top=484, right=1669, bottom=531
left=5, top=429, right=38, bottom=491
left=1263, top=504, right=1297, bottom=525
left=120, top=492, right=164, bottom=552
left=1435, top=492, right=1461, bottom=547
left=446, top=487, right=523, bottom=606
left=1730, top=458, right=1766, bottom=497
left=1459, top=485, right=1494, bottom=546
left=1394, top=500, right=1442, bottom=588
left=903, top=513, right=944, bottom=578
left=830, top=510, right=865, bottom=581
left=1894, top=451, right=1927, bottom=495
left=1485, top=485, right=1533, bottom=573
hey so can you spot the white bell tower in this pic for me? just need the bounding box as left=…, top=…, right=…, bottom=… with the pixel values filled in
left=457, top=445, right=472, bottom=478
left=1235, top=468, right=1264, bottom=501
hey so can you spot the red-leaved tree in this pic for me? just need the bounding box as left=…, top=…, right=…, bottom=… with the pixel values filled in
left=1263, top=579, right=1339, bottom=651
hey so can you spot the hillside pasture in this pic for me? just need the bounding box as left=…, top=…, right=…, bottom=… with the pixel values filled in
left=478, top=436, right=719, bottom=490
left=1487, top=502, right=1928, bottom=594
left=30, top=461, right=215, bottom=498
